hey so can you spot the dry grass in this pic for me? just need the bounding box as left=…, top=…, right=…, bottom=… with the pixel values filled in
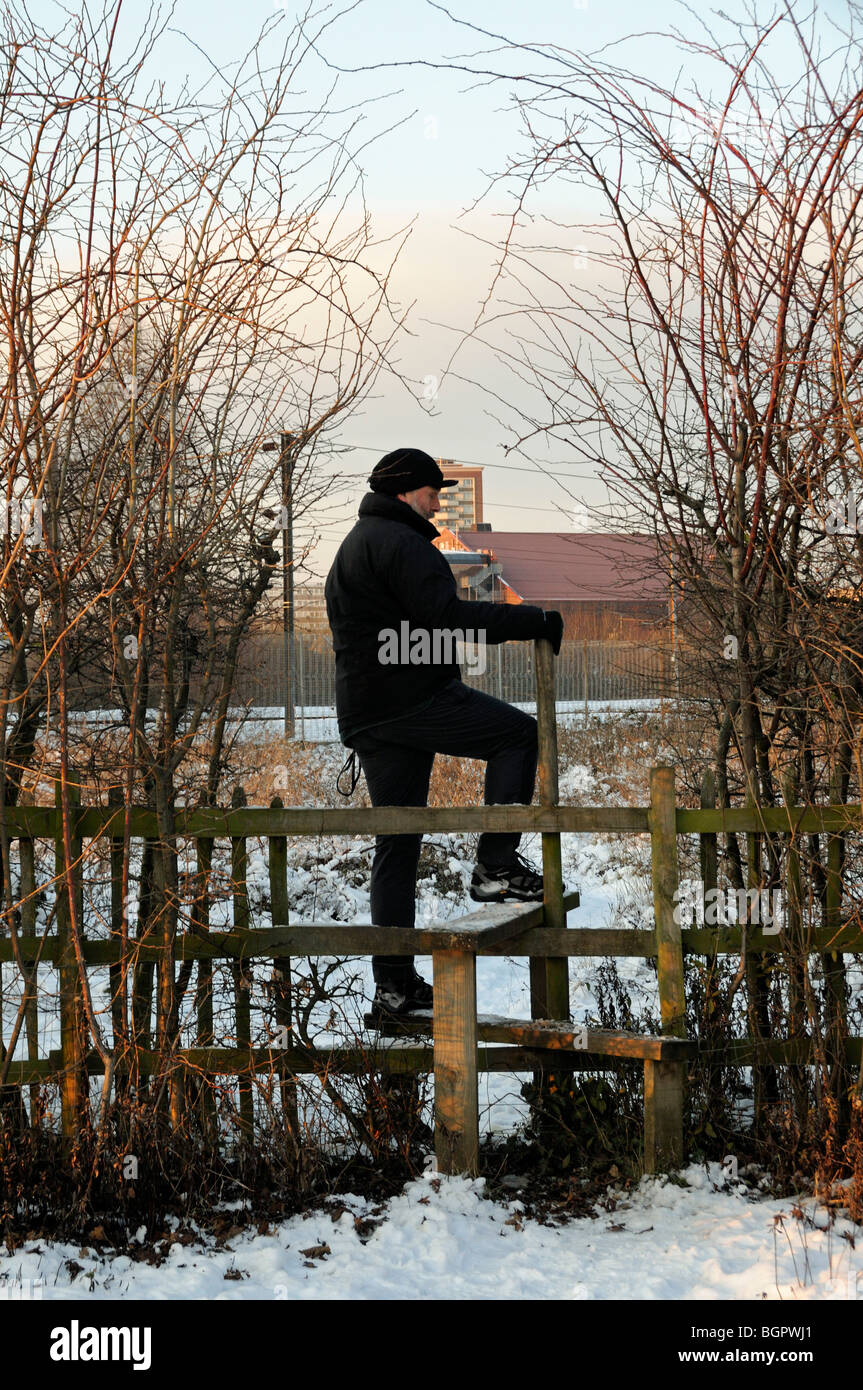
left=556, top=704, right=715, bottom=806
left=230, top=735, right=487, bottom=810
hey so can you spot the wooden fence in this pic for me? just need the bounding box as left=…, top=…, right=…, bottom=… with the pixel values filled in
left=2, top=640, right=863, bottom=1175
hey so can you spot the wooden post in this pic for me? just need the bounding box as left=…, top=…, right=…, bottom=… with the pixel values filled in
left=55, top=771, right=85, bottom=1143
left=268, top=794, right=299, bottom=1143
left=433, top=947, right=479, bottom=1175
left=195, top=818, right=214, bottom=1046
left=232, top=785, right=254, bottom=1136
left=193, top=803, right=216, bottom=1138
left=698, top=766, right=721, bottom=1102
left=744, top=769, right=775, bottom=1121
left=132, top=837, right=155, bottom=1059
left=19, top=823, right=39, bottom=1126
left=646, top=764, right=685, bottom=1172
left=782, top=770, right=808, bottom=1127
left=644, top=1059, right=684, bottom=1172
left=824, top=768, right=848, bottom=1120
left=649, top=765, right=685, bottom=1036
left=532, top=637, right=568, bottom=1020
left=108, top=787, right=126, bottom=1080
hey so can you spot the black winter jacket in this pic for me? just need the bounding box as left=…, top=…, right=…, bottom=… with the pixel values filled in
left=325, top=491, right=548, bottom=743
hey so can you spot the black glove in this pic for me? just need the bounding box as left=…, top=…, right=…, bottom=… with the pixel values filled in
left=543, top=610, right=564, bottom=655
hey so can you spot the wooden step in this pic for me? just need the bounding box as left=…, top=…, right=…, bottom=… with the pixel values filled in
left=363, top=1011, right=695, bottom=1061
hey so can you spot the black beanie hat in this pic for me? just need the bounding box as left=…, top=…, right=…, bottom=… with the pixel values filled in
left=368, top=448, right=458, bottom=495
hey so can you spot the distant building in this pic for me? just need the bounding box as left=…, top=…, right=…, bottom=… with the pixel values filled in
left=435, top=462, right=484, bottom=532
left=294, top=583, right=331, bottom=645
left=434, top=527, right=501, bottom=603
left=434, top=529, right=673, bottom=640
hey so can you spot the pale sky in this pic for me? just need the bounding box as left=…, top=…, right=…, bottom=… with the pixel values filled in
left=32, top=0, right=828, bottom=578
left=159, top=0, right=680, bottom=578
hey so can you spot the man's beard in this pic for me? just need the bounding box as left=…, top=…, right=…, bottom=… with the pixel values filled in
left=407, top=497, right=435, bottom=522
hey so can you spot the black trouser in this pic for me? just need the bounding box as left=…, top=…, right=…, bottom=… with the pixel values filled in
left=350, top=678, right=538, bottom=986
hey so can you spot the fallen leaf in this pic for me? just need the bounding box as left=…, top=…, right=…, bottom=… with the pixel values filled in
left=299, top=1243, right=331, bottom=1260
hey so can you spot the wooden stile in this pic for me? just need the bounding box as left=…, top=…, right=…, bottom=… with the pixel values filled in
left=6, top=669, right=863, bottom=1186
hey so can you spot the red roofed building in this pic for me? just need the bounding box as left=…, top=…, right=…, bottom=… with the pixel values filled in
left=434, top=528, right=674, bottom=640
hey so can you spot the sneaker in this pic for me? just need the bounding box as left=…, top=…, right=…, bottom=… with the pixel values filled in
left=369, top=970, right=433, bottom=1023
left=469, top=852, right=545, bottom=903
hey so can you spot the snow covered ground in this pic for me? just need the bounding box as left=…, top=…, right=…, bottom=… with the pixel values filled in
left=5, top=723, right=861, bottom=1301
left=1, top=1164, right=860, bottom=1301
left=68, top=698, right=664, bottom=744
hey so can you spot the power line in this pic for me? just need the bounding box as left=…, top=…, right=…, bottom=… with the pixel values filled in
left=336, top=441, right=599, bottom=481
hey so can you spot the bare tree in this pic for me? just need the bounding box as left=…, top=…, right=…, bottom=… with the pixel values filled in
left=0, top=0, right=409, bottom=1140
left=412, top=0, right=863, bottom=1163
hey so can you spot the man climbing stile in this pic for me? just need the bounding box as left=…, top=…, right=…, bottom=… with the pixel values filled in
left=325, top=447, right=565, bottom=1020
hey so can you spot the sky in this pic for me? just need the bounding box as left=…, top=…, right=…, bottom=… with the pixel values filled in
left=157, top=0, right=678, bottom=579
left=32, top=0, right=836, bottom=580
